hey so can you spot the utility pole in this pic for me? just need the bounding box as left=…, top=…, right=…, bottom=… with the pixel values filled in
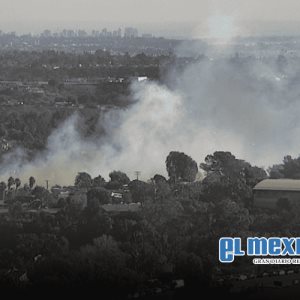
left=134, top=171, right=141, bottom=181
left=45, top=180, right=49, bottom=190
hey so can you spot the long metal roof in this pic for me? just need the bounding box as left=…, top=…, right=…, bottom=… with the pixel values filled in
left=254, top=179, right=300, bottom=191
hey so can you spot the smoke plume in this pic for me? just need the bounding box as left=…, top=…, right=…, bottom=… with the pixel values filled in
left=2, top=20, right=300, bottom=185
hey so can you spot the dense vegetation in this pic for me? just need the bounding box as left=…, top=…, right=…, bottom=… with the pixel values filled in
left=0, top=50, right=171, bottom=81
left=0, top=107, right=103, bottom=162
left=0, top=51, right=194, bottom=163
left=3, top=149, right=299, bottom=298
left=1, top=49, right=300, bottom=298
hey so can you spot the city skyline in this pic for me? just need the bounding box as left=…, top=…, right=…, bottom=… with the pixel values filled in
left=2, top=0, right=300, bottom=38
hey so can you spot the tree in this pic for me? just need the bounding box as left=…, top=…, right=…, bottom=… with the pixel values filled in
left=86, top=197, right=101, bottom=216
left=211, top=198, right=250, bottom=235
left=128, top=180, right=153, bottom=203
left=269, top=164, right=284, bottom=179
left=87, top=188, right=110, bottom=205
left=23, top=183, right=31, bottom=192
left=151, top=174, right=171, bottom=201
left=152, top=174, right=168, bottom=185
left=80, top=235, right=127, bottom=270
left=32, top=186, right=52, bottom=205
left=244, top=165, right=267, bottom=187
left=201, top=172, right=247, bottom=203
left=92, top=175, right=106, bottom=187
left=29, top=176, right=36, bottom=189
left=109, top=171, right=130, bottom=185
left=0, top=181, right=7, bottom=190
left=166, top=151, right=198, bottom=183
left=201, top=151, right=247, bottom=178
left=15, top=178, right=21, bottom=190
left=75, top=172, right=92, bottom=189
left=199, top=152, right=264, bottom=205
left=7, top=177, right=15, bottom=189
left=9, top=201, right=23, bottom=218
left=142, top=194, right=184, bottom=231
left=105, top=181, right=123, bottom=190
left=201, top=151, right=266, bottom=187
left=269, top=155, right=300, bottom=179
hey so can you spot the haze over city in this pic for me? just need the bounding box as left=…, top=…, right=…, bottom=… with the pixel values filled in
left=2, top=0, right=300, bottom=37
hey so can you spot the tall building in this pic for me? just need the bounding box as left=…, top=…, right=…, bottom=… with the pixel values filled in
left=78, top=30, right=87, bottom=37
left=41, top=29, right=52, bottom=38
left=124, top=27, right=138, bottom=38
left=92, top=30, right=100, bottom=37
left=142, top=33, right=153, bottom=38
left=67, top=30, right=76, bottom=37
left=117, top=28, right=122, bottom=37
left=101, top=28, right=108, bottom=37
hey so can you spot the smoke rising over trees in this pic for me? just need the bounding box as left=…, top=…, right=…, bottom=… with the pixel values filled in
left=2, top=40, right=300, bottom=186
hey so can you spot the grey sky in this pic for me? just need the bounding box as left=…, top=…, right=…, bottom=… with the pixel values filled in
left=1, top=0, right=300, bottom=36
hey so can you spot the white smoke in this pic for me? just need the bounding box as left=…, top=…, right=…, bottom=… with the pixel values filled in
left=0, top=82, right=186, bottom=185
left=4, top=53, right=300, bottom=186
left=2, top=16, right=300, bottom=185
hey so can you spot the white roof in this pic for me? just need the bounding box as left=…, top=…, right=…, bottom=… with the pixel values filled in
left=254, top=179, right=300, bottom=191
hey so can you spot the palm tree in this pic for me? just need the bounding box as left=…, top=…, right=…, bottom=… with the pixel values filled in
left=8, top=177, right=15, bottom=190
left=29, top=176, right=36, bottom=189
left=15, top=178, right=21, bottom=190
left=0, top=182, right=7, bottom=190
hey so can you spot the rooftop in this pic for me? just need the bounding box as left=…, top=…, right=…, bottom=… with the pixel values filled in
left=254, top=179, right=300, bottom=191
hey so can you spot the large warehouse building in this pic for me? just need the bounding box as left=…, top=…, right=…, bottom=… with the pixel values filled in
left=253, top=179, right=300, bottom=210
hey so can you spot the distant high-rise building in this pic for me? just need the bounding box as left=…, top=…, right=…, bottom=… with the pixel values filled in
left=101, top=28, right=108, bottom=37
left=61, top=29, right=76, bottom=38
left=92, top=30, right=100, bottom=37
left=78, top=30, right=87, bottom=37
left=67, top=30, right=76, bottom=37
left=117, top=28, right=122, bottom=37
left=61, top=29, right=68, bottom=37
left=142, top=33, right=153, bottom=38
left=112, top=28, right=122, bottom=38
left=124, top=27, right=138, bottom=38
left=41, top=29, right=52, bottom=37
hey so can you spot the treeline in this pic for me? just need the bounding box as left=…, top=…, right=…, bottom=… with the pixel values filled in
left=0, top=151, right=263, bottom=296
left=2, top=150, right=300, bottom=297
left=0, top=108, right=101, bottom=160
left=0, top=50, right=170, bottom=81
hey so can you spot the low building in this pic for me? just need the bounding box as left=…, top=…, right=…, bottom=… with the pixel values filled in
left=253, top=179, right=300, bottom=210
left=111, top=192, right=123, bottom=200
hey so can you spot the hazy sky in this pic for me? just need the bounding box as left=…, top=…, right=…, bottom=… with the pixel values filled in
left=1, top=0, right=300, bottom=36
